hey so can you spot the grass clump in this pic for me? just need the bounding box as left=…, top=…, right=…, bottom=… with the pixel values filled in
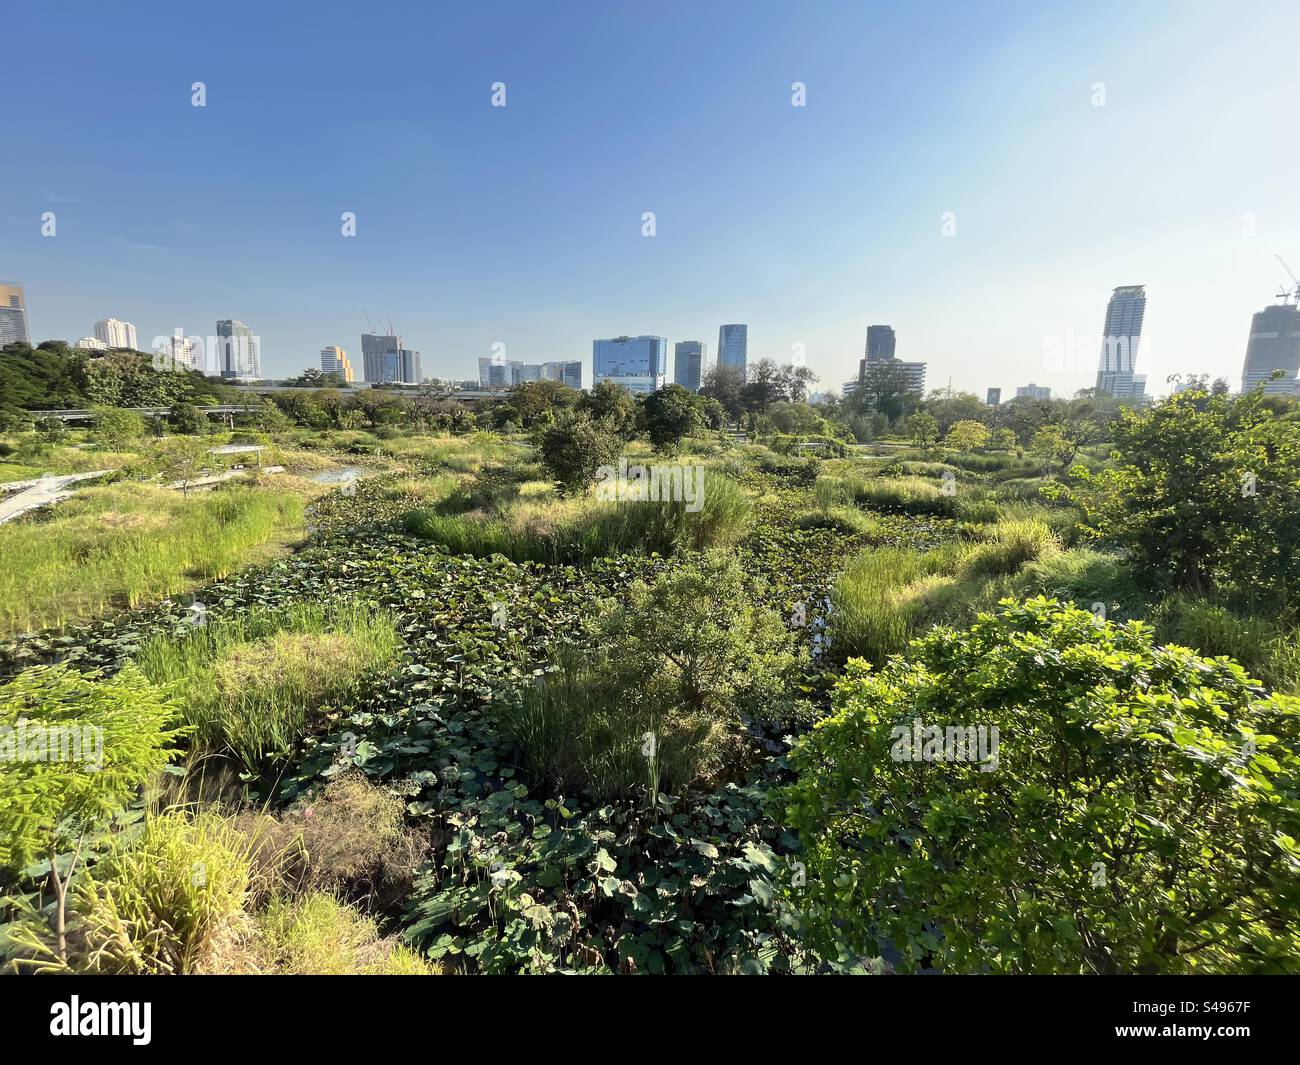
left=255, top=892, right=437, bottom=975
left=133, top=602, right=399, bottom=771
left=961, top=519, right=1060, bottom=577
left=0, top=482, right=305, bottom=636
left=69, top=812, right=255, bottom=975
left=405, top=474, right=752, bottom=562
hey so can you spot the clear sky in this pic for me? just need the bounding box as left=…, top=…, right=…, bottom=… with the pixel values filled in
left=4, top=0, right=1299, bottom=395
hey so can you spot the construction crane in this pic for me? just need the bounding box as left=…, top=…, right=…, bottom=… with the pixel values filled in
left=1276, top=255, right=1300, bottom=305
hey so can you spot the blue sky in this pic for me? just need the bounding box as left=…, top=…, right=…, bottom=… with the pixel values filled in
left=4, top=0, right=1299, bottom=394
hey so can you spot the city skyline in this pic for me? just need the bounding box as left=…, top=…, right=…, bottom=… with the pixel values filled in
left=3, top=2, right=1300, bottom=395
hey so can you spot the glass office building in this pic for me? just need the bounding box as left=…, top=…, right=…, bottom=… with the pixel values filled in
left=717, top=324, right=747, bottom=376
left=593, top=336, right=667, bottom=394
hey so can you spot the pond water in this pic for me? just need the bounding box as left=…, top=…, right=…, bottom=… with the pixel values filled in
left=307, top=466, right=363, bottom=484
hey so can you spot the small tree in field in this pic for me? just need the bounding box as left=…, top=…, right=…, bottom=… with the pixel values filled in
left=91, top=405, right=145, bottom=449
left=537, top=409, right=622, bottom=495
left=146, top=436, right=212, bottom=496
left=0, top=664, right=183, bottom=966
left=907, top=411, right=938, bottom=450
left=943, top=419, right=990, bottom=452
left=643, top=385, right=703, bottom=453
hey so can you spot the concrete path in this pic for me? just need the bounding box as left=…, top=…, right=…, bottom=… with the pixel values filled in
left=0, top=471, right=110, bottom=524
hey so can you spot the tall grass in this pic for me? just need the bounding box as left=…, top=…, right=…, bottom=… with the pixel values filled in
left=405, top=474, right=752, bottom=562
left=0, top=483, right=305, bottom=636
left=1154, top=595, right=1300, bottom=695
left=133, top=601, right=399, bottom=770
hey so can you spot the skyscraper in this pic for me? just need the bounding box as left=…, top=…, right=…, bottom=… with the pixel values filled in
left=593, top=336, right=667, bottom=394
left=866, top=325, right=896, bottom=361
left=986, top=387, right=1002, bottom=406
left=717, top=324, right=747, bottom=377
left=1095, top=286, right=1147, bottom=398
left=858, top=324, right=925, bottom=396
left=0, top=283, right=29, bottom=347
left=94, top=318, right=138, bottom=350
left=674, top=341, right=707, bottom=392
left=1240, top=302, right=1300, bottom=395
left=360, top=333, right=420, bottom=384
left=216, top=319, right=261, bottom=381
left=320, top=345, right=354, bottom=382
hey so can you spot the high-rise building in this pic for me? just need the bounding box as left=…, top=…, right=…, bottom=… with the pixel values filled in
left=319, top=345, right=354, bottom=382
left=674, top=341, right=707, bottom=392
left=857, top=324, right=925, bottom=398
left=866, top=325, right=897, bottom=361
left=360, top=333, right=420, bottom=384
left=986, top=387, right=1002, bottom=406
left=717, top=324, right=748, bottom=377
left=593, top=336, right=667, bottom=395
left=478, top=358, right=581, bottom=389
left=157, top=333, right=197, bottom=370
left=216, top=319, right=261, bottom=381
left=94, top=318, right=138, bottom=350
left=1095, top=286, right=1147, bottom=398
left=1240, top=302, right=1300, bottom=395
left=1016, top=383, right=1052, bottom=401
left=0, top=283, right=29, bottom=347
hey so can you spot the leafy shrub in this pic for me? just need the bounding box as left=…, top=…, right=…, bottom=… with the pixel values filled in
left=1154, top=596, right=1300, bottom=696
left=500, top=553, right=806, bottom=798
left=784, top=598, right=1300, bottom=973
left=536, top=409, right=622, bottom=494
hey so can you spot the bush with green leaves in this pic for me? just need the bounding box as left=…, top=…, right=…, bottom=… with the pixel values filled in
left=501, top=552, right=807, bottom=798
left=784, top=597, right=1300, bottom=973
left=536, top=408, right=623, bottom=494
left=643, top=385, right=704, bottom=453
left=1069, top=390, right=1300, bottom=609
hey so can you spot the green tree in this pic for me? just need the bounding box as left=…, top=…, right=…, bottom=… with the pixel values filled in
left=784, top=598, right=1300, bottom=973
left=537, top=409, right=622, bottom=494
left=578, top=379, right=638, bottom=439
left=943, top=419, right=990, bottom=451
left=146, top=436, right=212, bottom=496
left=0, top=664, right=184, bottom=965
left=168, top=400, right=209, bottom=435
left=907, top=411, right=939, bottom=449
left=90, top=405, right=146, bottom=448
left=1070, top=390, right=1300, bottom=604
left=643, top=385, right=703, bottom=452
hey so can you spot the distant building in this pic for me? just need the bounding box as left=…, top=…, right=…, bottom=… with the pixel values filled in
left=866, top=325, right=897, bottom=361
left=477, top=358, right=581, bottom=389
left=1095, top=285, right=1147, bottom=398
left=1016, top=383, right=1052, bottom=401
left=76, top=336, right=108, bottom=350
left=717, top=324, right=748, bottom=377
left=361, top=333, right=420, bottom=384
left=320, top=345, right=354, bottom=382
left=94, top=317, right=138, bottom=350
left=159, top=333, right=197, bottom=370
left=1240, top=302, right=1300, bottom=395
left=217, top=319, right=261, bottom=381
left=0, top=283, right=29, bottom=347
left=855, top=324, right=925, bottom=396
left=986, top=387, right=1002, bottom=406
left=674, top=341, right=707, bottom=392
left=593, top=336, right=667, bottom=395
